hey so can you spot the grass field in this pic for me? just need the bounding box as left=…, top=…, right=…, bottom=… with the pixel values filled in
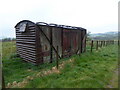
left=2, top=41, right=118, bottom=88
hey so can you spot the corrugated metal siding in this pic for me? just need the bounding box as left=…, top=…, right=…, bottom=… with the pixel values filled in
left=15, top=21, right=37, bottom=64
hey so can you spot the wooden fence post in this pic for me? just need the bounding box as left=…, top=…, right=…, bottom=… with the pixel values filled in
left=100, top=41, right=102, bottom=48
left=102, top=41, right=104, bottom=47
left=98, top=41, right=100, bottom=47
left=106, top=41, right=108, bottom=46
left=96, top=41, right=98, bottom=50
left=103, top=41, right=105, bottom=46
left=56, top=46, right=59, bottom=69
left=118, top=40, right=119, bottom=46
left=91, top=40, right=93, bottom=52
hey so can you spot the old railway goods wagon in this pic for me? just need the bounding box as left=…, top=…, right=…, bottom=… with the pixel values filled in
left=15, top=20, right=87, bottom=65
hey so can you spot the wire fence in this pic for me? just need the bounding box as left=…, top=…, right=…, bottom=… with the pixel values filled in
left=86, top=40, right=119, bottom=52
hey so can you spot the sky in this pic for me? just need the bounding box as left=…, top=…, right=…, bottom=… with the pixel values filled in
left=0, top=0, right=119, bottom=38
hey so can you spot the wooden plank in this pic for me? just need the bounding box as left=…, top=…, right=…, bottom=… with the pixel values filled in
left=19, top=54, right=36, bottom=60
left=21, top=56, right=43, bottom=63
left=16, top=41, right=36, bottom=44
left=96, top=41, right=98, bottom=50
left=16, top=43, right=35, bottom=47
left=19, top=52, right=36, bottom=58
left=16, top=37, right=36, bottom=39
left=16, top=30, right=36, bottom=32
left=23, top=59, right=36, bottom=64
left=17, top=48, right=36, bottom=53
left=22, top=58, right=36, bottom=63
left=16, top=38, right=36, bottom=40
left=91, top=40, right=93, bottom=52
left=16, top=34, right=36, bottom=37
left=17, top=48, right=36, bottom=52
left=18, top=51, right=36, bottom=56
left=22, top=57, right=36, bottom=61
left=17, top=45, right=36, bottom=49
left=16, top=39, right=36, bottom=42
left=17, top=51, right=36, bottom=57
left=16, top=32, right=36, bottom=34
left=18, top=52, right=35, bottom=57
left=16, top=46, right=35, bottom=50
left=17, top=46, right=36, bottom=51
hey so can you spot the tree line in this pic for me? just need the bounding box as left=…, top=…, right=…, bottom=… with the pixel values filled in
left=1, top=38, right=16, bottom=42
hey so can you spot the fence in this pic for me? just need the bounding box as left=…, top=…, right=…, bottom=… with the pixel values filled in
left=86, top=40, right=118, bottom=52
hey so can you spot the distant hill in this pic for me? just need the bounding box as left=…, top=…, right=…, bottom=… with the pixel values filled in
left=90, top=31, right=118, bottom=40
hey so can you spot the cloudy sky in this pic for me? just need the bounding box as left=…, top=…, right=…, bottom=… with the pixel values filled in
left=0, top=0, right=118, bottom=38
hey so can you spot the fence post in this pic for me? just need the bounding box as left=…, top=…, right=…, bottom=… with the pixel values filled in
left=106, top=40, right=107, bottom=46
left=104, top=41, right=105, bottom=46
left=56, top=46, right=59, bottom=69
left=118, top=40, right=119, bottom=46
left=98, top=41, right=100, bottom=47
left=96, top=41, right=98, bottom=50
left=102, top=41, right=104, bottom=46
left=91, top=40, right=93, bottom=52
left=100, top=41, right=102, bottom=48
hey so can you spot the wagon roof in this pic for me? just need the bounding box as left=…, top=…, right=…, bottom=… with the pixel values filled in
left=37, top=22, right=86, bottom=30
left=15, top=20, right=35, bottom=28
left=15, top=20, right=86, bottom=30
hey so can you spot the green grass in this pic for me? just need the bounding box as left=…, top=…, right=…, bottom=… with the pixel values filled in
left=2, top=41, right=71, bottom=85
left=25, top=45, right=118, bottom=88
left=2, top=41, right=118, bottom=88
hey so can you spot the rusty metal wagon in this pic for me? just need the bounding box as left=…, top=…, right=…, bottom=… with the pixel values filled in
left=15, top=20, right=87, bottom=65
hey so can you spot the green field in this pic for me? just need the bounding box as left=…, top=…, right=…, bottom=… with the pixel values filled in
left=2, top=41, right=118, bottom=88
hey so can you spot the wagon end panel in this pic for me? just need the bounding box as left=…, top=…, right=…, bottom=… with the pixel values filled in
left=15, top=20, right=39, bottom=64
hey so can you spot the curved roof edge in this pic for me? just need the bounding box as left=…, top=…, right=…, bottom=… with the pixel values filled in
left=15, top=20, right=87, bottom=30
left=15, top=20, right=35, bottom=28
